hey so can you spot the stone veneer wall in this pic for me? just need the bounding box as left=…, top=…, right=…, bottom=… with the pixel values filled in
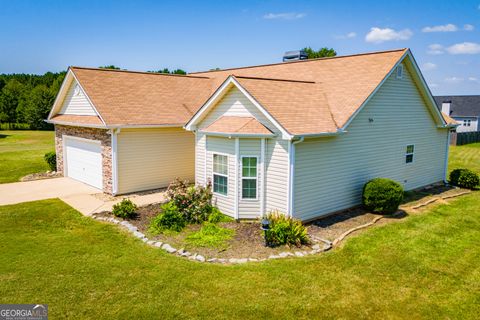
left=55, top=125, right=113, bottom=194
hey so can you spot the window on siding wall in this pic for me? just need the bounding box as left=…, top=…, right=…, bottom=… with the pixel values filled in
left=241, top=157, right=257, bottom=199
left=463, top=119, right=471, bottom=127
left=213, top=154, right=228, bottom=195
left=406, top=145, right=415, bottom=164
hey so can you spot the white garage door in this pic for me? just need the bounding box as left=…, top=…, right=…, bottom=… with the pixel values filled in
left=64, top=136, right=102, bottom=189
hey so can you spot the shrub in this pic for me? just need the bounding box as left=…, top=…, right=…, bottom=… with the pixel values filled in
left=44, top=151, right=56, bottom=171
left=449, top=169, right=479, bottom=189
left=112, top=199, right=137, bottom=219
left=149, top=201, right=186, bottom=233
left=263, top=211, right=309, bottom=247
left=166, top=178, right=213, bottom=223
left=362, top=178, right=404, bottom=214
left=208, top=207, right=233, bottom=223
left=185, top=222, right=234, bottom=248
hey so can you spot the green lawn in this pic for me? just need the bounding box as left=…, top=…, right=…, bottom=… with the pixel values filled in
left=0, top=130, right=54, bottom=183
left=449, top=142, right=480, bottom=175
left=0, top=195, right=479, bottom=319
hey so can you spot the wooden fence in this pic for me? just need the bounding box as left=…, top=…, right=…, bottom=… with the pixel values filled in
left=450, top=131, right=480, bottom=146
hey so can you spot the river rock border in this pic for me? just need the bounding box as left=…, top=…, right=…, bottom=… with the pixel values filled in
left=90, top=213, right=332, bottom=264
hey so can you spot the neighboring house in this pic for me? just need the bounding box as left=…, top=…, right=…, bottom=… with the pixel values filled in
left=434, top=95, right=480, bottom=132
left=48, top=48, right=457, bottom=221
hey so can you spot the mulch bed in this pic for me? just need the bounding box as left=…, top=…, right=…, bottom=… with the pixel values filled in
left=96, top=184, right=469, bottom=259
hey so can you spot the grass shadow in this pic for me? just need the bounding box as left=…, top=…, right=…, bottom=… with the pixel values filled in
left=0, top=134, right=10, bottom=139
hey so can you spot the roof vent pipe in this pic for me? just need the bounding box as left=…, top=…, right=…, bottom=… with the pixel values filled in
left=283, top=50, right=308, bottom=62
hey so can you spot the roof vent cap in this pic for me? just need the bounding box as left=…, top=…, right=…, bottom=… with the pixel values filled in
left=283, top=50, right=308, bottom=62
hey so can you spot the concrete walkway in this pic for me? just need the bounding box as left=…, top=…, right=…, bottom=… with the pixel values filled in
left=0, top=177, right=166, bottom=215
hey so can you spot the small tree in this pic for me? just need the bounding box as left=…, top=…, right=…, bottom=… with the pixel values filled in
left=302, top=47, right=337, bottom=59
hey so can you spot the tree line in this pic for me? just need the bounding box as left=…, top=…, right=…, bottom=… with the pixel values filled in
left=0, top=47, right=335, bottom=131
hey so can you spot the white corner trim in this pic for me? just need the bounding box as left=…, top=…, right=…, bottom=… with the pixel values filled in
left=287, top=137, right=304, bottom=216
left=234, top=137, right=240, bottom=219
left=69, top=70, right=108, bottom=126
left=204, top=135, right=207, bottom=186
left=260, top=138, right=266, bottom=217
left=444, top=130, right=451, bottom=183
left=111, top=128, right=119, bottom=195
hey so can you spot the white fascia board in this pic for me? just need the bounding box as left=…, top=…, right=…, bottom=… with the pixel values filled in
left=230, top=77, right=293, bottom=140
left=185, top=77, right=235, bottom=131
left=341, top=50, right=409, bottom=130
left=185, top=76, right=293, bottom=140
left=341, top=50, right=447, bottom=131
left=198, top=130, right=275, bottom=138
left=405, top=50, right=447, bottom=127
left=47, top=69, right=74, bottom=120
left=69, top=70, right=107, bottom=126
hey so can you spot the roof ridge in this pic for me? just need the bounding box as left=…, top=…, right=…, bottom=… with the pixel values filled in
left=234, top=75, right=315, bottom=84
left=70, top=66, right=211, bottom=79
left=190, top=48, right=408, bottom=74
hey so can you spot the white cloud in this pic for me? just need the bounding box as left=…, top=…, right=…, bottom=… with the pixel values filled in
left=429, top=83, right=439, bottom=88
left=468, top=77, right=479, bottom=82
left=427, top=44, right=444, bottom=55
left=263, top=12, right=306, bottom=20
left=422, top=24, right=458, bottom=32
left=444, top=76, right=464, bottom=83
left=422, top=62, right=437, bottom=71
left=464, top=24, right=475, bottom=31
left=446, top=42, right=480, bottom=54
left=365, top=27, right=413, bottom=43
left=335, top=32, right=357, bottom=39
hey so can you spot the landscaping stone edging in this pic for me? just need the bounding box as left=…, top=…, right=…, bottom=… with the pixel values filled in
left=90, top=189, right=472, bottom=264
left=90, top=214, right=332, bottom=264
left=331, top=189, right=473, bottom=247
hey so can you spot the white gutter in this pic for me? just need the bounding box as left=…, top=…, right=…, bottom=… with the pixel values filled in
left=292, top=129, right=346, bottom=139
left=287, top=137, right=305, bottom=217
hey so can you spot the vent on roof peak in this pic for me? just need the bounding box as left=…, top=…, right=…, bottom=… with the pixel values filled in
left=283, top=50, right=308, bottom=62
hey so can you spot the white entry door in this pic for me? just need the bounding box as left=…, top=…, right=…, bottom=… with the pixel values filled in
left=64, top=136, right=103, bottom=189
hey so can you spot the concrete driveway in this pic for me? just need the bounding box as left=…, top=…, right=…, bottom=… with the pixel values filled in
left=0, top=177, right=166, bottom=215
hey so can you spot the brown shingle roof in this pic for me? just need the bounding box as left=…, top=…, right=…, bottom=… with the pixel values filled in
left=70, top=67, right=213, bottom=126
left=58, top=49, right=423, bottom=134
left=202, top=116, right=273, bottom=135
left=193, top=49, right=409, bottom=132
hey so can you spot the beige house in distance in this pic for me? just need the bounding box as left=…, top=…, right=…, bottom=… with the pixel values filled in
left=47, top=48, right=457, bottom=221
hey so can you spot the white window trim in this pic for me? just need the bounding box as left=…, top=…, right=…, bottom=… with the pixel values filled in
left=212, top=153, right=229, bottom=197
left=240, top=155, right=259, bottom=201
left=406, top=144, right=415, bottom=164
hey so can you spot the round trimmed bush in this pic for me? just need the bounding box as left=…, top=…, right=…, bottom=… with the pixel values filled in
left=449, top=168, right=479, bottom=189
left=362, top=178, right=404, bottom=214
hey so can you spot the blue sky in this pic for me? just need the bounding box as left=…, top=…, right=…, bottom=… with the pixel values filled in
left=0, top=0, right=479, bottom=95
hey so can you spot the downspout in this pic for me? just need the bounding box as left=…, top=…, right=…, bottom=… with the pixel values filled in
left=443, top=129, right=451, bottom=184
left=288, top=137, right=305, bottom=217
